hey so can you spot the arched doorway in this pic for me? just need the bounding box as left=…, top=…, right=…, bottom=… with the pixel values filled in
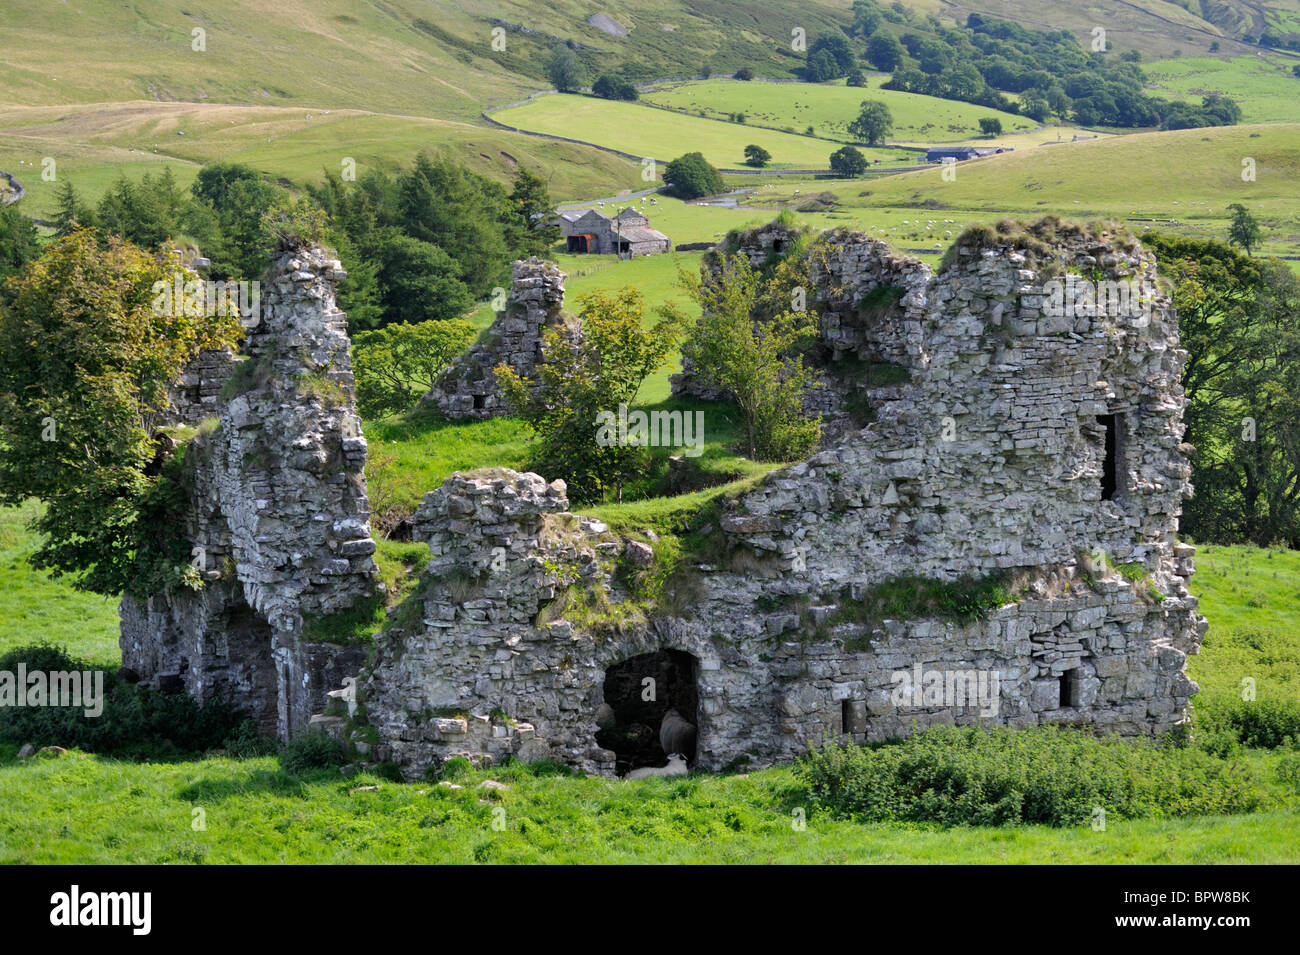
left=596, top=649, right=698, bottom=775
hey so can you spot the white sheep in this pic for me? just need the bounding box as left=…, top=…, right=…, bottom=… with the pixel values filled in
left=625, top=754, right=689, bottom=779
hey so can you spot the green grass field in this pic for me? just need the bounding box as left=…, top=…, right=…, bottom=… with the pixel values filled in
left=492, top=92, right=906, bottom=169
left=641, top=76, right=1046, bottom=146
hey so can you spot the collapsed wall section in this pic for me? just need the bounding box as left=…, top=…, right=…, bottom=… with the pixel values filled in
left=121, top=247, right=377, bottom=739
left=423, top=257, right=567, bottom=420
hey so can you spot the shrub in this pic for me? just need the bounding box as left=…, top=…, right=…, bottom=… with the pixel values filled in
left=798, top=725, right=1269, bottom=827
left=279, top=730, right=344, bottom=774
left=0, top=644, right=247, bottom=759
left=353, top=317, right=476, bottom=418
left=223, top=719, right=279, bottom=758
left=1201, top=697, right=1300, bottom=749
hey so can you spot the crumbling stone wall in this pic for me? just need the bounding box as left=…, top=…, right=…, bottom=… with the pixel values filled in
left=363, top=224, right=1207, bottom=779
left=121, top=247, right=377, bottom=738
left=423, top=257, right=567, bottom=420
left=158, top=347, right=237, bottom=426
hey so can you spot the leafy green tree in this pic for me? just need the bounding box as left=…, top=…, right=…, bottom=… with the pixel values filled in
left=848, top=100, right=893, bottom=145
left=495, top=288, right=680, bottom=503
left=734, top=67, right=754, bottom=81
left=370, top=229, right=474, bottom=326
left=668, top=255, right=821, bottom=461
left=809, top=34, right=856, bottom=75
left=1144, top=233, right=1300, bottom=546
left=829, top=145, right=869, bottom=177
left=0, top=231, right=241, bottom=595
left=744, top=145, right=772, bottom=168
left=663, top=152, right=725, bottom=199
left=846, top=69, right=867, bottom=87
left=592, top=75, right=638, bottom=100
left=547, top=46, right=587, bottom=92
left=978, top=117, right=1003, bottom=136
left=396, top=153, right=510, bottom=297
left=96, top=169, right=186, bottom=249
left=865, top=31, right=904, bottom=71
left=352, top=318, right=476, bottom=418
left=187, top=163, right=281, bottom=280
left=1227, top=203, right=1262, bottom=256
left=806, top=49, right=838, bottom=83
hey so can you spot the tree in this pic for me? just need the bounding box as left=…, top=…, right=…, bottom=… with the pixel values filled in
left=663, top=152, right=725, bottom=199
left=1227, top=203, right=1262, bottom=256
left=734, top=67, right=754, bottom=80
left=806, top=49, right=838, bottom=83
left=495, top=288, right=680, bottom=503
left=592, top=74, right=638, bottom=101
left=1143, top=232, right=1300, bottom=547
left=848, top=100, right=893, bottom=145
left=978, top=117, right=1002, bottom=136
left=369, top=229, right=475, bottom=326
left=668, top=255, right=820, bottom=461
left=744, top=145, right=772, bottom=168
left=0, top=231, right=241, bottom=596
left=547, top=46, right=587, bottom=92
left=352, top=318, right=476, bottom=417
left=187, top=163, right=281, bottom=280
left=829, top=146, right=869, bottom=177
left=53, top=180, right=97, bottom=237
left=506, top=167, right=560, bottom=257
left=865, top=32, right=904, bottom=71
left=809, top=34, right=857, bottom=75
left=0, top=205, right=38, bottom=286
left=846, top=69, right=867, bottom=87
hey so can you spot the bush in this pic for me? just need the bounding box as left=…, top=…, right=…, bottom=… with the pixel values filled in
left=223, top=719, right=279, bottom=758
left=0, top=644, right=247, bottom=760
left=1200, top=697, right=1300, bottom=750
left=799, top=725, right=1269, bottom=827
left=592, top=74, right=639, bottom=101
left=279, top=729, right=344, bottom=774
left=353, top=317, right=476, bottom=418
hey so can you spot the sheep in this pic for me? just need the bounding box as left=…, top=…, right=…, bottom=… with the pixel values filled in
left=625, top=754, right=688, bottom=780
left=659, top=708, right=696, bottom=759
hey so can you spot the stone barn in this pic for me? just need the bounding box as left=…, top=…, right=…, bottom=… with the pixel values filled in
left=127, top=219, right=1207, bottom=782
left=557, top=207, right=671, bottom=256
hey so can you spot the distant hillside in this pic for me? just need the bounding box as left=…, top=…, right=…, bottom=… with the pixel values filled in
left=0, top=0, right=853, bottom=115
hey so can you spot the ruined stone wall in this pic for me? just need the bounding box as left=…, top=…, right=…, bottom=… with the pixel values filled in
left=122, top=247, right=377, bottom=738
left=157, top=347, right=238, bottom=427
left=363, top=226, right=1207, bottom=780
left=423, top=257, right=567, bottom=420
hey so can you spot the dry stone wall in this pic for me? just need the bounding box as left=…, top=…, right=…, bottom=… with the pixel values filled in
left=362, top=224, right=1207, bottom=779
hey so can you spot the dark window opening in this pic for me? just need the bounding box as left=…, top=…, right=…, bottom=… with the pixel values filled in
left=472, top=394, right=485, bottom=410
left=1097, top=413, right=1119, bottom=500
left=1059, top=670, right=1077, bottom=708
left=596, top=649, right=698, bottom=775
left=772, top=238, right=784, bottom=253
left=842, top=699, right=866, bottom=735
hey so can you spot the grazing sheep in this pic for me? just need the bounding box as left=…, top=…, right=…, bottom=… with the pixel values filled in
left=625, top=754, right=688, bottom=780
left=659, top=708, right=696, bottom=758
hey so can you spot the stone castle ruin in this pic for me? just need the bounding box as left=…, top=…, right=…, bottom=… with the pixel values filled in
left=127, top=219, right=1207, bottom=780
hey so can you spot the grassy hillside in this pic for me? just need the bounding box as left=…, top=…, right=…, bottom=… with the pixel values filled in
left=492, top=92, right=906, bottom=168
left=0, top=0, right=854, bottom=114
left=1144, top=54, right=1300, bottom=125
